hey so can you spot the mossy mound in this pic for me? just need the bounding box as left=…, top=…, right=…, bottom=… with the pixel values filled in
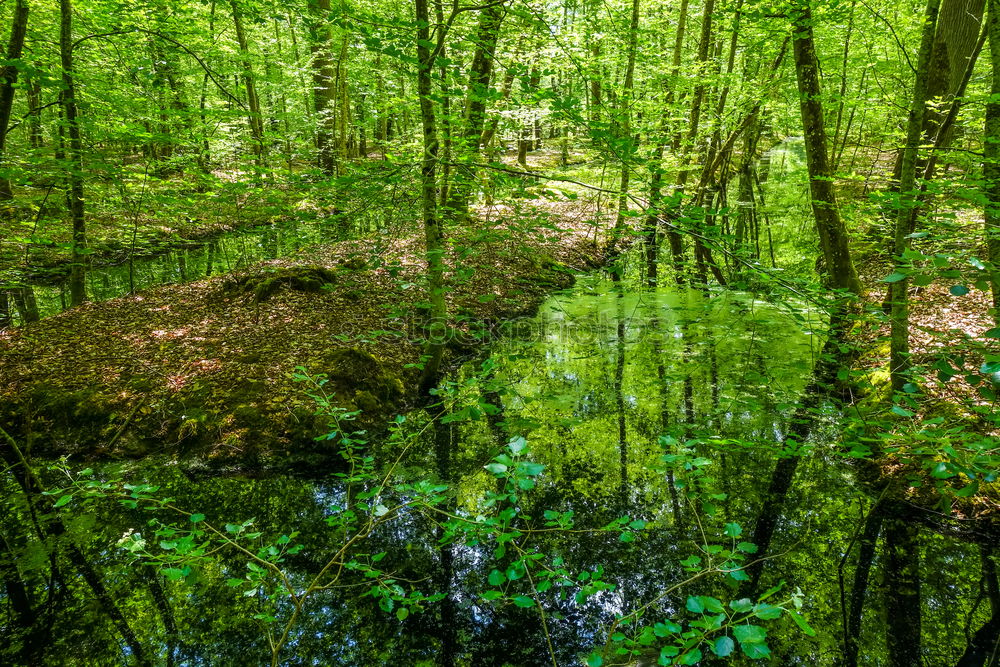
left=224, top=265, right=339, bottom=303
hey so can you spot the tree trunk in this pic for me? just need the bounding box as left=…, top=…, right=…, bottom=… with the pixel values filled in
left=987, top=0, right=1000, bottom=324
left=446, top=2, right=506, bottom=217
left=415, top=0, right=447, bottom=394
left=0, top=0, right=29, bottom=201
left=60, top=0, right=86, bottom=307
left=230, top=0, right=264, bottom=163
left=890, top=0, right=941, bottom=393
left=611, top=0, right=640, bottom=253
left=790, top=0, right=862, bottom=295
left=884, top=505, right=923, bottom=665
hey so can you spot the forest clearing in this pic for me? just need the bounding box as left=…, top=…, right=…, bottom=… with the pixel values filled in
left=2, top=0, right=1000, bottom=664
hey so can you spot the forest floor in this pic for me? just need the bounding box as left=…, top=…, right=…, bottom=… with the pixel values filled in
left=0, top=196, right=613, bottom=471
left=850, top=207, right=1000, bottom=519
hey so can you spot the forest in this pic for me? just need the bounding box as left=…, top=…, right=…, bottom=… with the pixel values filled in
left=1, top=0, right=999, bottom=663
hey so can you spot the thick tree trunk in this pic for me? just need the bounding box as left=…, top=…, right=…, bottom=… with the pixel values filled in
left=884, top=504, right=923, bottom=665
left=791, top=0, right=862, bottom=295
left=0, top=0, right=29, bottom=200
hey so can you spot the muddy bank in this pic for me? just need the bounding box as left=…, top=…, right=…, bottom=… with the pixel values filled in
left=0, top=204, right=607, bottom=469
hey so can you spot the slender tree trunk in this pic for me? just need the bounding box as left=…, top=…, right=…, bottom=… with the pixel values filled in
left=645, top=0, right=690, bottom=285
left=0, top=0, right=29, bottom=200
left=674, top=0, right=715, bottom=192
left=60, top=0, right=86, bottom=307
left=26, top=78, right=43, bottom=149
left=230, top=0, right=264, bottom=162
left=336, top=34, right=349, bottom=172
left=416, top=0, right=447, bottom=393
left=611, top=0, right=640, bottom=250
left=890, top=0, right=941, bottom=393
left=842, top=501, right=884, bottom=667
left=0, top=289, right=10, bottom=327
left=447, top=2, right=506, bottom=217
left=831, top=0, right=856, bottom=172
left=197, top=0, right=217, bottom=174
left=12, top=286, right=38, bottom=323
left=790, top=0, right=862, bottom=295
left=987, top=0, right=1000, bottom=324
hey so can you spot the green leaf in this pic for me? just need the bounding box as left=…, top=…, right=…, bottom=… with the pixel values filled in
left=984, top=328, right=1000, bottom=339
left=488, top=569, right=506, bottom=586
left=396, top=607, right=409, bottom=621
left=736, top=541, right=758, bottom=554
left=484, top=463, right=508, bottom=475
left=189, top=513, right=205, bottom=523
left=512, top=595, right=535, bottom=608
left=730, top=598, right=753, bottom=613
left=678, top=648, right=702, bottom=665
left=733, top=624, right=767, bottom=645
left=742, top=641, right=771, bottom=659
left=950, top=285, right=970, bottom=296
left=882, top=272, right=907, bottom=283
left=954, top=480, right=980, bottom=497
left=753, top=603, right=783, bottom=620
left=702, top=596, right=725, bottom=613
left=724, top=522, right=742, bottom=537
left=713, top=636, right=735, bottom=657
left=653, top=621, right=679, bottom=637
left=686, top=596, right=704, bottom=613
left=586, top=652, right=603, bottom=667
left=482, top=590, right=503, bottom=600
left=508, top=436, right=527, bottom=455
left=891, top=406, right=914, bottom=417
left=225, top=578, right=245, bottom=587
left=53, top=495, right=73, bottom=508
left=518, top=462, right=545, bottom=477
left=789, top=610, right=816, bottom=636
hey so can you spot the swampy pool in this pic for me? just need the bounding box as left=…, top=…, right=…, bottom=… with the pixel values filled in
left=2, top=265, right=991, bottom=666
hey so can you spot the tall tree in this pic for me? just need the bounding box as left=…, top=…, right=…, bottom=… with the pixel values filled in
left=889, top=0, right=942, bottom=393
left=0, top=0, right=29, bottom=200
left=61, top=0, right=86, bottom=306
left=415, top=0, right=447, bottom=393
left=790, top=0, right=862, bottom=295
left=230, top=0, right=265, bottom=162
left=445, top=2, right=507, bottom=218
left=986, top=0, right=1000, bottom=323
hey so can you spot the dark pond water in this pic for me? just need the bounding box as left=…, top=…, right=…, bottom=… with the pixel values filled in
left=2, top=263, right=992, bottom=666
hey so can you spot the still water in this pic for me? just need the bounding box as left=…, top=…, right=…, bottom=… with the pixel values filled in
left=2, top=265, right=990, bottom=665
left=2, top=216, right=347, bottom=324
